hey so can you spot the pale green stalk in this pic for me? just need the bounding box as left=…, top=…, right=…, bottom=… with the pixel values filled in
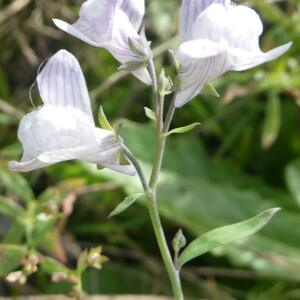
left=140, top=58, right=183, bottom=299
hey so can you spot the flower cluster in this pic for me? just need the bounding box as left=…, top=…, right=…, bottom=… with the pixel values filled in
left=8, top=0, right=291, bottom=174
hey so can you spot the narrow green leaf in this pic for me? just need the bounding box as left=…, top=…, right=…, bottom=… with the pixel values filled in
left=0, top=245, right=26, bottom=276
left=77, top=250, right=88, bottom=274
left=128, top=37, right=146, bottom=58
left=261, top=94, right=281, bottom=149
left=41, top=257, right=68, bottom=274
left=166, top=123, right=201, bottom=136
left=285, top=159, right=300, bottom=206
left=98, top=106, right=113, bottom=131
left=144, top=107, right=156, bottom=121
left=178, top=208, right=280, bottom=267
left=0, top=195, right=25, bottom=218
left=109, top=193, right=144, bottom=218
left=0, top=167, right=34, bottom=202
left=202, top=83, right=220, bottom=97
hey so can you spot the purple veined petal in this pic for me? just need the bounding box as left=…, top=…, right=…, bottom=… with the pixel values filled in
left=37, top=50, right=94, bottom=124
left=53, top=0, right=120, bottom=46
left=175, top=39, right=229, bottom=107
left=8, top=159, right=49, bottom=172
left=230, top=42, right=292, bottom=71
left=100, top=161, right=136, bottom=176
left=53, top=19, right=102, bottom=47
left=180, top=0, right=230, bottom=42
left=120, top=0, right=145, bottom=31
left=175, top=56, right=228, bottom=107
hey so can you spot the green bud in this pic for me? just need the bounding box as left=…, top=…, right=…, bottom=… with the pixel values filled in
left=158, top=69, right=173, bottom=96
left=172, top=229, right=187, bottom=253
left=168, top=49, right=180, bottom=71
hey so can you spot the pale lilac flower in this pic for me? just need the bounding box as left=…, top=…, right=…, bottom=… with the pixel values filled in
left=8, top=50, right=135, bottom=176
left=53, top=0, right=151, bottom=85
left=175, top=0, right=292, bottom=107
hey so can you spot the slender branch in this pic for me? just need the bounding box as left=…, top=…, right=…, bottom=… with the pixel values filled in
left=122, top=145, right=150, bottom=193
left=163, top=95, right=176, bottom=134
left=149, top=94, right=176, bottom=189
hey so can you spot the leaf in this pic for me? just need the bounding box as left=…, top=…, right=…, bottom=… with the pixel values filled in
left=285, top=159, right=300, bottom=206
left=178, top=208, right=280, bottom=267
left=0, top=245, right=26, bottom=276
left=41, top=257, right=68, bottom=274
left=261, top=94, right=281, bottom=149
left=144, top=107, right=156, bottom=121
left=94, top=121, right=300, bottom=279
left=166, top=123, right=201, bottom=136
left=98, top=106, right=113, bottom=131
left=0, top=195, right=25, bottom=218
left=202, top=83, right=220, bottom=97
left=128, top=38, right=146, bottom=58
left=108, top=193, right=144, bottom=218
left=31, top=216, right=57, bottom=247
left=77, top=250, right=88, bottom=274
left=0, top=167, right=34, bottom=202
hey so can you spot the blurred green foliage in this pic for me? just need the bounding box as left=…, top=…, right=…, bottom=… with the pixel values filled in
left=1, top=0, right=300, bottom=299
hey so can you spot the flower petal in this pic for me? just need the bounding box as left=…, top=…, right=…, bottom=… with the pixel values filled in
left=180, top=0, right=230, bottom=42
left=53, top=19, right=101, bottom=47
left=192, top=4, right=263, bottom=52
left=120, top=0, right=145, bottom=31
left=18, top=105, right=97, bottom=167
left=37, top=50, right=94, bottom=124
left=231, top=42, right=292, bottom=71
left=53, top=0, right=120, bottom=46
left=8, top=159, right=49, bottom=172
left=37, top=147, right=91, bottom=164
left=100, top=161, right=136, bottom=176
left=175, top=40, right=229, bottom=107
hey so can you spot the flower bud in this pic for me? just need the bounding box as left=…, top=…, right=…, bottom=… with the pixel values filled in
left=159, top=69, right=173, bottom=96
left=51, top=272, right=68, bottom=283
left=172, top=229, right=186, bottom=254
left=6, top=271, right=27, bottom=285
left=86, top=247, right=109, bottom=270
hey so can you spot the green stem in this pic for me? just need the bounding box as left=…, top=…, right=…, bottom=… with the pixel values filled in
left=146, top=58, right=183, bottom=299
left=124, top=57, right=182, bottom=299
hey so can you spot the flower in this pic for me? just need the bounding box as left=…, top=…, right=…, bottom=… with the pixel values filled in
left=175, top=0, right=292, bottom=107
left=53, top=0, right=151, bottom=85
left=8, top=50, right=135, bottom=176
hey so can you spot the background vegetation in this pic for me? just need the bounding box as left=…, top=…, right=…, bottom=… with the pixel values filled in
left=0, top=0, right=300, bottom=299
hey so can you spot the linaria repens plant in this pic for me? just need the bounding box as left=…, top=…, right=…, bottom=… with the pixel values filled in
left=8, top=0, right=292, bottom=299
